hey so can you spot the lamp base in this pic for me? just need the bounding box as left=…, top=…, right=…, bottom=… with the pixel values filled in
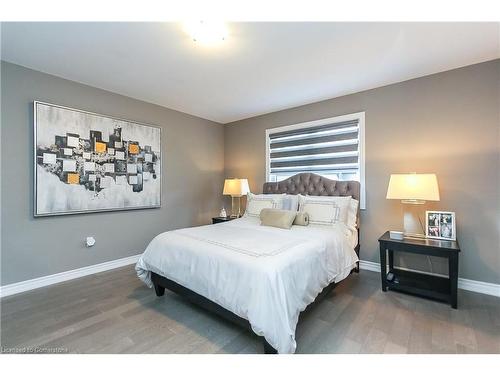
left=230, top=195, right=242, bottom=218
left=403, top=204, right=425, bottom=238
left=401, top=199, right=425, bottom=205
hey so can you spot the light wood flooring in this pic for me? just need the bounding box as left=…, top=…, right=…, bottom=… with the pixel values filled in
left=1, top=266, right=499, bottom=354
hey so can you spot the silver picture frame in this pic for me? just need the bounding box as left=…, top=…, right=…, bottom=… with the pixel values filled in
left=425, top=210, right=456, bottom=241
left=33, top=101, right=162, bottom=217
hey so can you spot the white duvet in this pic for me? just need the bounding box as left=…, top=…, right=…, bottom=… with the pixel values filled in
left=136, top=216, right=359, bottom=354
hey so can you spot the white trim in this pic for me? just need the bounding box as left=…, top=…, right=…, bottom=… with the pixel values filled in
left=359, top=260, right=500, bottom=298
left=3, top=255, right=497, bottom=299
left=359, top=260, right=381, bottom=273
left=265, top=112, right=366, bottom=209
left=0, top=254, right=141, bottom=298
left=458, top=279, right=500, bottom=297
left=265, top=127, right=271, bottom=183
left=358, top=112, right=366, bottom=209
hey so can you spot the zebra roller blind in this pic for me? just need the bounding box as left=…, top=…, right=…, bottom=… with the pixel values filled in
left=268, top=117, right=361, bottom=181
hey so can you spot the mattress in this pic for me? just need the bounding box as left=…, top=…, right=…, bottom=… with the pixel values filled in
left=136, top=216, right=359, bottom=354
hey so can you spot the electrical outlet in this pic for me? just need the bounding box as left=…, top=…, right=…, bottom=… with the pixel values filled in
left=86, top=236, right=96, bottom=247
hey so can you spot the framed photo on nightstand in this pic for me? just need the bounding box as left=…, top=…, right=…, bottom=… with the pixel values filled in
left=426, top=211, right=456, bottom=240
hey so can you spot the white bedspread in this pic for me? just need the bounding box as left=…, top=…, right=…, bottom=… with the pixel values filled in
left=136, top=217, right=358, bottom=354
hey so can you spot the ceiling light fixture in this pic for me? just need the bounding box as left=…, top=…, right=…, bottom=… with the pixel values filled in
left=182, top=20, right=228, bottom=45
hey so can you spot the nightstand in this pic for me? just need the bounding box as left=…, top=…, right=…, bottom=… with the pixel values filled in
left=378, top=231, right=460, bottom=309
left=212, top=217, right=237, bottom=224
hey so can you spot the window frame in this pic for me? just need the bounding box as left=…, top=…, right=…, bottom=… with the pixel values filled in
left=265, top=111, right=366, bottom=209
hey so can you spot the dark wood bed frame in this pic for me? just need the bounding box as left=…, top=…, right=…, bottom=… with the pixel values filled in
left=151, top=173, right=361, bottom=354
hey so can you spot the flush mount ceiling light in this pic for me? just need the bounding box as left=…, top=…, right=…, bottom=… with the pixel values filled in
left=182, top=20, right=228, bottom=45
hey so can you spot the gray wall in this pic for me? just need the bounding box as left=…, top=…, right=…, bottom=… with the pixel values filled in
left=1, top=61, right=225, bottom=285
left=224, top=59, right=500, bottom=284
left=2, top=59, right=499, bottom=287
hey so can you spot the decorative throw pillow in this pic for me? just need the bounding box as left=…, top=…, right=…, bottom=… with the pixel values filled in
left=260, top=208, right=297, bottom=229
left=298, top=195, right=352, bottom=225
left=298, top=195, right=340, bottom=225
left=279, top=194, right=299, bottom=211
left=247, top=193, right=299, bottom=212
left=347, top=198, right=359, bottom=229
left=244, top=193, right=280, bottom=217
left=329, top=196, right=354, bottom=224
left=293, top=212, right=309, bottom=226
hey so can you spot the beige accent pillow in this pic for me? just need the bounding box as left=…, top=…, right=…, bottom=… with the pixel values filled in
left=293, top=212, right=309, bottom=226
left=260, top=208, right=297, bottom=229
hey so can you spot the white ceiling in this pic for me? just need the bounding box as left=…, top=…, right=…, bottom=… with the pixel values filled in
left=1, top=22, right=499, bottom=123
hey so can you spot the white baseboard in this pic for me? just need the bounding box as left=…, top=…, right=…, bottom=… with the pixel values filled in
left=359, top=260, right=500, bottom=298
left=359, top=260, right=381, bottom=273
left=2, top=256, right=498, bottom=299
left=0, top=254, right=141, bottom=298
left=457, top=278, right=500, bottom=297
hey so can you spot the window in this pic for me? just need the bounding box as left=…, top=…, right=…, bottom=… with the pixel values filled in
left=266, top=112, right=365, bottom=209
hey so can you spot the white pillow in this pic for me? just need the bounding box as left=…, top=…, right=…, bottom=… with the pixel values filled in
left=298, top=195, right=340, bottom=225
left=258, top=194, right=299, bottom=212
left=327, top=196, right=353, bottom=224
left=279, top=194, right=299, bottom=211
left=347, top=199, right=359, bottom=229
left=244, top=193, right=280, bottom=217
left=298, top=195, right=352, bottom=225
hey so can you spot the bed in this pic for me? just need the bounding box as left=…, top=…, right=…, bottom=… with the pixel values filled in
left=136, top=173, right=361, bottom=354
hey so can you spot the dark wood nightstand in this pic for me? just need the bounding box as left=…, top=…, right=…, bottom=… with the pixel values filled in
left=212, top=217, right=237, bottom=224
left=378, top=231, right=460, bottom=309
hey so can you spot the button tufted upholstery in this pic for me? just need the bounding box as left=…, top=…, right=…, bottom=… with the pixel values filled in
left=263, top=173, right=360, bottom=200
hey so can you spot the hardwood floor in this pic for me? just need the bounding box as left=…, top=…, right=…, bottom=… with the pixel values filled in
left=1, top=266, right=499, bottom=354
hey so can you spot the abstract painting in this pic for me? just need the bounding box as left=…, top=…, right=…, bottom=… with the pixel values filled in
left=34, top=101, right=161, bottom=216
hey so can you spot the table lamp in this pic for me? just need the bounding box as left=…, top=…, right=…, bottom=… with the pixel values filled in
left=223, top=178, right=250, bottom=218
left=386, top=173, right=440, bottom=238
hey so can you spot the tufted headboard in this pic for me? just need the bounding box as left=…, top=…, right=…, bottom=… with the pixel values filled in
left=262, top=172, right=361, bottom=222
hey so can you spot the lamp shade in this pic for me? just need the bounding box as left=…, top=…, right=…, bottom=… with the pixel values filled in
left=386, top=174, right=440, bottom=202
left=223, top=178, right=250, bottom=197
